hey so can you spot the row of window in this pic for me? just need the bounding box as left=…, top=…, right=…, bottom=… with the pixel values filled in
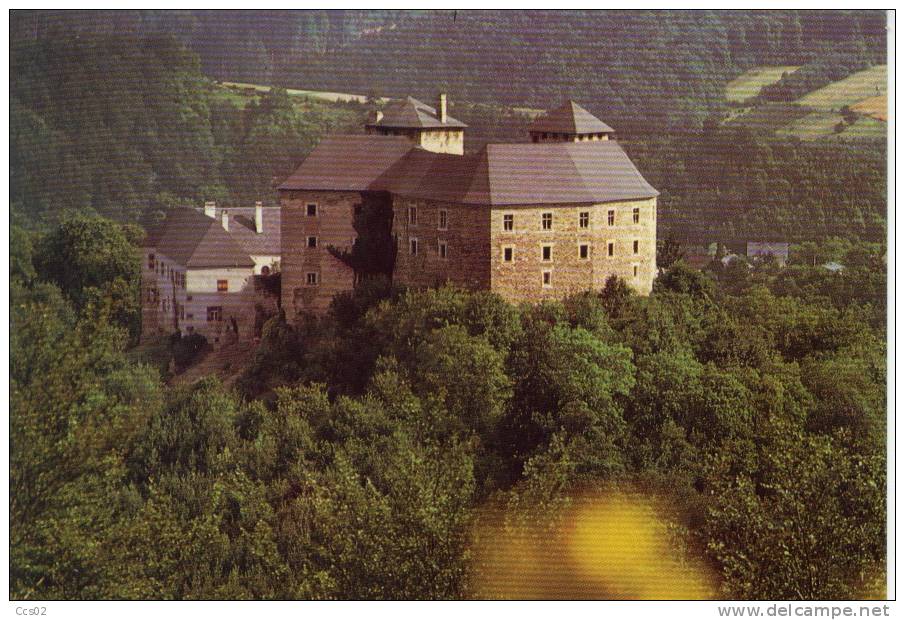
left=148, top=254, right=187, bottom=288
left=503, top=240, right=640, bottom=262
left=507, top=208, right=640, bottom=232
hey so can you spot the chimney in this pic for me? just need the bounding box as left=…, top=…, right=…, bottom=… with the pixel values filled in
left=438, top=93, right=447, bottom=123
left=221, top=210, right=229, bottom=232
left=204, top=201, right=216, bottom=219
left=255, top=201, right=263, bottom=234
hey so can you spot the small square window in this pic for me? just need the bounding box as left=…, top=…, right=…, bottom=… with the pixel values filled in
left=306, top=203, right=318, bottom=217
left=307, top=236, right=318, bottom=248
left=579, top=244, right=589, bottom=259
left=633, top=207, right=640, bottom=224
left=579, top=212, right=589, bottom=229
left=503, top=214, right=514, bottom=231
left=217, top=279, right=228, bottom=292
left=608, top=242, right=615, bottom=257
left=608, top=210, right=615, bottom=226
left=542, top=213, right=553, bottom=230
left=503, top=247, right=514, bottom=262
left=633, top=240, right=639, bottom=254
left=410, top=238, right=419, bottom=255
left=409, top=206, right=418, bottom=225
left=439, top=240, right=448, bottom=260
left=306, top=272, right=319, bottom=286
left=438, top=209, right=448, bottom=230
left=542, top=245, right=552, bottom=261
left=542, top=270, right=552, bottom=287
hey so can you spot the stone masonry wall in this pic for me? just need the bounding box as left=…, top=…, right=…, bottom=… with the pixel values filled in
left=489, top=197, right=657, bottom=303
left=280, top=190, right=358, bottom=319
left=391, top=196, right=491, bottom=291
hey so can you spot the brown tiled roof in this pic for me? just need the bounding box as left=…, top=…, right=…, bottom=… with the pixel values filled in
left=367, top=96, right=467, bottom=129
left=217, top=207, right=281, bottom=256
left=529, top=100, right=615, bottom=135
left=279, top=134, right=414, bottom=191
left=279, top=134, right=658, bottom=206
left=143, top=208, right=255, bottom=268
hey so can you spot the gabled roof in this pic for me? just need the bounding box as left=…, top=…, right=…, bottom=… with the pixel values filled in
left=746, top=242, right=790, bottom=259
left=367, top=96, right=467, bottom=129
left=143, top=208, right=255, bottom=268
left=529, top=100, right=615, bottom=135
left=279, top=134, right=658, bottom=206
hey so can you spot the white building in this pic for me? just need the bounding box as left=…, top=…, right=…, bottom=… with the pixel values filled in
left=141, top=202, right=281, bottom=346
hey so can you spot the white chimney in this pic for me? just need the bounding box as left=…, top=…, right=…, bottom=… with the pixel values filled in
left=221, top=210, right=229, bottom=232
left=255, top=201, right=263, bottom=234
left=204, top=201, right=216, bottom=219
left=438, top=93, right=447, bottom=123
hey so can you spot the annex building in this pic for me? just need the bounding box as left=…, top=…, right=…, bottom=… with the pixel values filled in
left=278, top=95, right=659, bottom=319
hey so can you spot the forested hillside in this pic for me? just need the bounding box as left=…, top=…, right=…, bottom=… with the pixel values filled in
left=11, top=219, right=887, bottom=599
left=10, top=10, right=887, bottom=243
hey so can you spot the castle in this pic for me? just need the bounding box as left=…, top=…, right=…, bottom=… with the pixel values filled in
left=140, top=94, right=658, bottom=344
left=278, top=95, right=658, bottom=319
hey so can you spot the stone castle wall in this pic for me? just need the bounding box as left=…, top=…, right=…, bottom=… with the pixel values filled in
left=390, top=196, right=491, bottom=291
left=280, top=190, right=358, bottom=318
left=488, top=197, right=657, bottom=303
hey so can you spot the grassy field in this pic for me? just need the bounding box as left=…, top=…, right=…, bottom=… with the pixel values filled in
left=775, top=111, right=887, bottom=141
left=725, top=102, right=812, bottom=134
left=218, top=81, right=389, bottom=104
left=850, top=95, right=888, bottom=121
left=795, top=65, right=887, bottom=111
left=725, top=66, right=800, bottom=102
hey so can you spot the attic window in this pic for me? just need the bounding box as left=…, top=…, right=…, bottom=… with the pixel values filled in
left=542, top=213, right=553, bottom=230
left=579, top=212, right=589, bottom=229
left=633, top=207, right=640, bottom=224
left=608, top=210, right=615, bottom=226
left=503, top=214, right=514, bottom=231
left=217, top=279, right=228, bottom=292
left=306, top=203, right=318, bottom=217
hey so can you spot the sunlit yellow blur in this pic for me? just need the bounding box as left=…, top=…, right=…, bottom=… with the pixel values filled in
left=468, top=490, right=716, bottom=600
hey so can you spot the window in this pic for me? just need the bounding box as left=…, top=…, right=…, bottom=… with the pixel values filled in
left=579, top=244, right=589, bottom=259
left=410, top=238, right=419, bottom=255
left=633, top=207, right=640, bottom=224
left=207, top=306, right=222, bottom=322
left=608, top=210, right=615, bottom=226
left=503, top=214, right=514, bottom=231
left=633, top=240, right=639, bottom=254
left=148, top=253, right=155, bottom=269
left=542, top=245, right=552, bottom=261
left=217, top=279, right=228, bottom=292
left=178, top=304, right=185, bottom=320
left=306, top=203, right=318, bottom=217
left=633, top=264, right=639, bottom=278
left=542, top=213, right=553, bottom=230
left=608, top=242, right=615, bottom=257
left=306, top=272, right=319, bottom=286
left=409, top=206, right=418, bottom=225
left=186, top=313, right=194, bottom=320
left=503, top=247, right=514, bottom=262
left=438, top=209, right=448, bottom=230
left=438, top=240, right=448, bottom=260
left=579, top=212, right=589, bottom=229
left=307, top=236, right=318, bottom=248
left=261, top=266, right=271, bottom=276
left=542, top=270, right=552, bottom=287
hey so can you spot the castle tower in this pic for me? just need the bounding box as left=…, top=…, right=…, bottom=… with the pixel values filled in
left=365, top=94, right=467, bottom=155
left=528, top=100, right=615, bottom=143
